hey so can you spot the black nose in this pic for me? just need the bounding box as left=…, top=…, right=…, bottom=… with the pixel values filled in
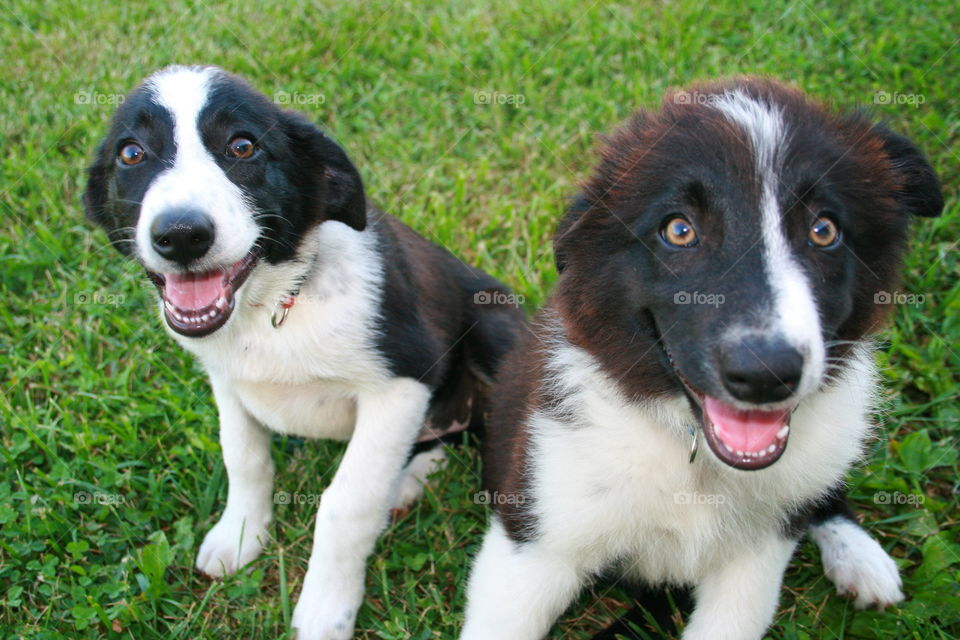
left=719, top=336, right=803, bottom=404
left=150, top=208, right=215, bottom=265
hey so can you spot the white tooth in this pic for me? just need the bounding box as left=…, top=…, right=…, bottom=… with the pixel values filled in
left=723, top=441, right=734, bottom=453
left=216, top=297, right=226, bottom=309
left=767, top=444, right=776, bottom=454
left=174, top=312, right=183, bottom=321
left=736, top=450, right=744, bottom=457
left=165, top=301, right=173, bottom=312
left=776, top=426, right=790, bottom=440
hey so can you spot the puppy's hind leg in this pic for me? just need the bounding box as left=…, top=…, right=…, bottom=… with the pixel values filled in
left=392, top=445, right=447, bottom=510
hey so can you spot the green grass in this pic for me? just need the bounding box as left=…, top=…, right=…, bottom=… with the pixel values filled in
left=1, top=0, right=958, bottom=638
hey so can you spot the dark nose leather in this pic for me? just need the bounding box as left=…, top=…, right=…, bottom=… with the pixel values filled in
left=719, top=336, right=803, bottom=404
left=150, top=208, right=215, bottom=265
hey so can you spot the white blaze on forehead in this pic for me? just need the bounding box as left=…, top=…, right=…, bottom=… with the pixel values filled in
left=147, top=65, right=218, bottom=159
left=711, top=90, right=825, bottom=396
left=135, top=65, right=260, bottom=273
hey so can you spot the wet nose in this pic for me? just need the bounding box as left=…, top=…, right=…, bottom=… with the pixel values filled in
left=719, top=336, right=803, bottom=404
left=150, top=208, right=215, bottom=265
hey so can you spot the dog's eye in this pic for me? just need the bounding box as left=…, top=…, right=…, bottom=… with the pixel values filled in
left=226, top=136, right=256, bottom=159
left=117, top=143, right=145, bottom=166
left=808, top=216, right=840, bottom=248
left=661, top=216, right=699, bottom=247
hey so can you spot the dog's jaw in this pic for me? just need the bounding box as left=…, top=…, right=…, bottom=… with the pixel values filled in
left=149, top=250, right=259, bottom=338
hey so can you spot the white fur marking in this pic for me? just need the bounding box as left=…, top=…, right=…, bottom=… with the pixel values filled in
left=810, top=516, right=904, bottom=609
left=196, top=374, right=274, bottom=577
left=136, top=66, right=260, bottom=274
left=462, top=518, right=583, bottom=640
left=683, top=535, right=796, bottom=640
left=712, top=91, right=826, bottom=397
left=292, top=378, right=432, bottom=640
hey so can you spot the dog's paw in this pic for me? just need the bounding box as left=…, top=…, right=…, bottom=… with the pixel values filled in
left=391, top=447, right=447, bottom=510
left=196, top=513, right=269, bottom=577
left=811, top=518, right=904, bottom=609
left=291, top=592, right=360, bottom=640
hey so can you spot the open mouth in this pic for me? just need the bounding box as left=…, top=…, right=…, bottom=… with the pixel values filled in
left=148, top=251, right=258, bottom=337
left=699, top=396, right=791, bottom=470
left=662, top=345, right=792, bottom=470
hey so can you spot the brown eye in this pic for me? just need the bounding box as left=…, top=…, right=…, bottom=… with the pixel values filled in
left=118, top=142, right=145, bottom=166
left=226, top=136, right=256, bottom=159
left=661, top=216, right=699, bottom=247
left=808, top=216, right=840, bottom=247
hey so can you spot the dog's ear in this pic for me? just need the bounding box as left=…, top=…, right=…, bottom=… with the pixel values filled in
left=83, top=139, right=135, bottom=256
left=874, top=124, right=943, bottom=218
left=554, top=193, right=591, bottom=273
left=286, top=116, right=366, bottom=231
left=83, top=140, right=112, bottom=227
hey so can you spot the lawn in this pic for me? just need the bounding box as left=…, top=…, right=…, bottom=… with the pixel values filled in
left=0, top=0, right=957, bottom=638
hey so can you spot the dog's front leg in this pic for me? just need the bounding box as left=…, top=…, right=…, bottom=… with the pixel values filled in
left=292, top=378, right=431, bottom=640
left=682, top=534, right=797, bottom=640
left=197, top=374, right=275, bottom=577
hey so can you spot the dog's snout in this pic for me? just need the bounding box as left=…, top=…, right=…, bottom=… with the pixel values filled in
left=150, top=208, right=215, bottom=265
left=719, top=337, right=803, bottom=404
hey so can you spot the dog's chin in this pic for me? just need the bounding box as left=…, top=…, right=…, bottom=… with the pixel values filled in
left=148, top=251, right=259, bottom=338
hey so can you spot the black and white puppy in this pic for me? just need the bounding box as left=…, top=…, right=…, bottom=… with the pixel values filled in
left=462, top=78, right=942, bottom=639
left=84, top=65, right=525, bottom=640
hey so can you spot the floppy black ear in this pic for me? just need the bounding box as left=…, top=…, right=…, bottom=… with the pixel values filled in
left=82, top=140, right=135, bottom=256
left=554, top=193, right=591, bottom=273
left=875, top=124, right=943, bottom=218
left=287, top=117, right=367, bottom=231
left=83, top=141, right=111, bottom=226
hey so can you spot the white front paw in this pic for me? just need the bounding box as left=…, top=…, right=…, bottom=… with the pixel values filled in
left=196, top=512, right=269, bottom=577
left=291, top=592, right=360, bottom=640
left=812, top=519, right=904, bottom=609
left=825, top=539, right=904, bottom=609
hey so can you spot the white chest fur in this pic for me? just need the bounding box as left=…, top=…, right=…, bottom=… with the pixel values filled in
left=528, top=338, right=876, bottom=584
left=168, top=222, right=389, bottom=439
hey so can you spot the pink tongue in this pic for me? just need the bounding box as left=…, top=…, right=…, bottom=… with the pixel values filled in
left=703, top=396, right=788, bottom=453
left=164, top=272, right=226, bottom=311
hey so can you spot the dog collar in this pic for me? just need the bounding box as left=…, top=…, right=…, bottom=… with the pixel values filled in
left=688, top=423, right=699, bottom=463
left=271, top=292, right=298, bottom=329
